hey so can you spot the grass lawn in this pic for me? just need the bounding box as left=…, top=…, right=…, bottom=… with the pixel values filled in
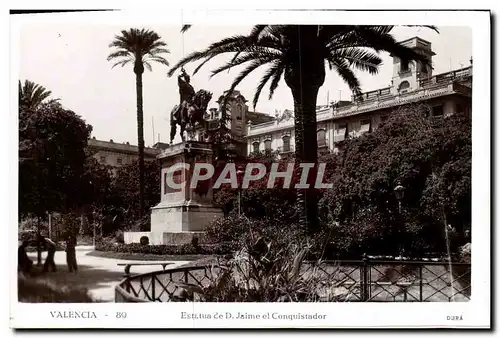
left=18, top=265, right=95, bottom=303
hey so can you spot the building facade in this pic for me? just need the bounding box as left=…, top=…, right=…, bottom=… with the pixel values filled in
left=88, top=138, right=162, bottom=168
left=244, top=37, right=472, bottom=156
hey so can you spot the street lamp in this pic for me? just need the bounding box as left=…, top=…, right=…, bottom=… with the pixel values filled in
left=394, top=184, right=405, bottom=214
left=394, top=183, right=405, bottom=257
left=236, top=167, right=245, bottom=215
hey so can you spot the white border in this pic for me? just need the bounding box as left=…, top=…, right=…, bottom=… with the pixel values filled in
left=8, top=8, right=490, bottom=329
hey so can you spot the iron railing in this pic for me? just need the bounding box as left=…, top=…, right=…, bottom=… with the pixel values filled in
left=115, top=258, right=471, bottom=302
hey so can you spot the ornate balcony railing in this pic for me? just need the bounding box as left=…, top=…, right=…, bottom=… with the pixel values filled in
left=115, top=259, right=471, bottom=303
left=277, top=145, right=295, bottom=154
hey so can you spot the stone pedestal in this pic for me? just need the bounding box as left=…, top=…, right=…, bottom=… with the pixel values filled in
left=147, top=141, right=223, bottom=245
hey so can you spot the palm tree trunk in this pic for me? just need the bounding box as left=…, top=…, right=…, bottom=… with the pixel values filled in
left=135, top=72, right=145, bottom=217
left=292, top=84, right=320, bottom=233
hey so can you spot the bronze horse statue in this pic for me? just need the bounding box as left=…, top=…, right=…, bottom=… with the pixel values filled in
left=170, top=89, right=212, bottom=143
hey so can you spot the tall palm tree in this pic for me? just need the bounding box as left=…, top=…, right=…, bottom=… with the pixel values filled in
left=168, top=25, right=438, bottom=232
left=19, top=80, right=55, bottom=110
left=107, top=28, right=170, bottom=217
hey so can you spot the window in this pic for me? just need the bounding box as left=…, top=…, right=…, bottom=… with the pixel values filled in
left=264, top=139, right=272, bottom=151
left=334, top=123, right=347, bottom=142
left=432, top=105, right=444, bottom=116
left=252, top=141, right=260, bottom=153
left=282, top=135, right=291, bottom=152
left=456, top=103, right=464, bottom=114
left=317, top=129, right=327, bottom=147
left=400, top=60, right=409, bottom=72
left=236, top=105, right=243, bottom=120
left=398, top=81, right=410, bottom=92
left=360, top=119, right=371, bottom=134
left=419, top=60, right=429, bottom=74
left=117, top=158, right=123, bottom=165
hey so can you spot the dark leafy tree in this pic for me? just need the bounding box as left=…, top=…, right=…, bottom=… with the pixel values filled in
left=319, top=105, right=471, bottom=257
left=107, top=28, right=169, bottom=217
left=168, top=25, right=438, bottom=232
left=109, top=159, right=161, bottom=232
left=19, top=101, right=92, bottom=263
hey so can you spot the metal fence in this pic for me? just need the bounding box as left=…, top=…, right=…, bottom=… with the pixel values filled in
left=115, top=258, right=471, bottom=303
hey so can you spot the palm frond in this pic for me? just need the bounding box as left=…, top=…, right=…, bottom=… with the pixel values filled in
left=332, top=48, right=382, bottom=75
left=149, top=56, right=170, bottom=66
left=19, top=80, right=52, bottom=109
left=193, top=55, right=218, bottom=75
left=167, top=35, right=265, bottom=76
left=249, top=25, right=269, bottom=41
left=252, top=61, right=281, bottom=109
left=354, top=26, right=432, bottom=66
left=107, top=50, right=132, bottom=61
left=226, top=59, right=272, bottom=99
left=268, top=62, right=285, bottom=100
left=210, top=51, right=281, bottom=77
left=330, top=58, right=362, bottom=96
left=181, top=25, right=191, bottom=33
left=108, top=28, right=169, bottom=71
left=147, top=47, right=170, bottom=56
left=111, top=59, right=132, bottom=69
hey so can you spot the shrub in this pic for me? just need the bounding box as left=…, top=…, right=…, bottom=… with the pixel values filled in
left=204, top=213, right=304, bottom=248
left=205, top=214, right=250, bottom=243
left=95, top=241, right=237, bottom=256
left=115, top=230, right=124, bottom=244
left=174, top=237, right=346, bottom=302
left=140, top=236, right=149, bottom=245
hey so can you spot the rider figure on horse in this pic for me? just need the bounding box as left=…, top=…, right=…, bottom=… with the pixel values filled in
left=170, top=68, right=212, bottom=144
left=177, top=68, right=195, bottom=124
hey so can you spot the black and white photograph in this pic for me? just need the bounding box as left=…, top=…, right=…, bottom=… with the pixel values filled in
left=8, top=7, right=490, bottom=329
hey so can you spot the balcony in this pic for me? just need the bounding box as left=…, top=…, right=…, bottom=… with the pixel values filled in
left=277, top=145, right=295, bottom=154
left=419, top=66, right=472, bottom=88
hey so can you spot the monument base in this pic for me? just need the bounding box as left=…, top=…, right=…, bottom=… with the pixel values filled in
left=150, top=200, right=223, bottom=234
left=123, top=141, right=224, bottom=246
left=162, top=231, right=208, bottom=245
left=123, top=231, right=209, bottom=245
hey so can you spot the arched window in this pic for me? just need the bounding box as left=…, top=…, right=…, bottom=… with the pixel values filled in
left=252, top=141, right=260, bottom=153
left=317, top=129, right=327, bottom=147
left=236, top=105, right=243, bottom=120
left=264, top=139, right=272, bottom=151
left=282, top=135, right=291, bottom=152
left=398, top=81, right=410, bottom=92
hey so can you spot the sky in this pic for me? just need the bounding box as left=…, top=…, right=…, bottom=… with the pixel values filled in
left=18, top=24, right=472, bottom=146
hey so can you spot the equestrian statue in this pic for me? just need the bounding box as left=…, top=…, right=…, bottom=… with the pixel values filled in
left=170, top=68, right=212, bottom=144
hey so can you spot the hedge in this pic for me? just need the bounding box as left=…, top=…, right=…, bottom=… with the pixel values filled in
left=95, top=241, right=238, bottom=256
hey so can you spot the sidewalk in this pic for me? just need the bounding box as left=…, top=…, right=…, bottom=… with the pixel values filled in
left=27, top=246, right=190, bottom=302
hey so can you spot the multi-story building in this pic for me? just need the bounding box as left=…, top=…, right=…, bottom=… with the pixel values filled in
left=243, top=36, right=472, bottom=156
left=88, top=138, right=163, bottom=167
left=195, top=90, right=276, bottom=157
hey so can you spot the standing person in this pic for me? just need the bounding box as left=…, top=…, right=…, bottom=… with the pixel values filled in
left=18, top=240, right=33, bottom=275
left=66, top=235, right=78, bottom=273
left=42, top=237, right=57, bottom=273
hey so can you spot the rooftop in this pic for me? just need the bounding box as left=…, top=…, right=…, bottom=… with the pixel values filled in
left=88, top=138, right=160, bottom=156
